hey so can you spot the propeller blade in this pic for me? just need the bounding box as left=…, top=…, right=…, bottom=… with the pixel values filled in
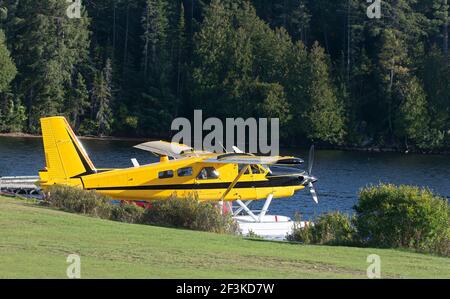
left=308, top=145, right=315, bottom=175
left=308, top=182, right=319, bottom=204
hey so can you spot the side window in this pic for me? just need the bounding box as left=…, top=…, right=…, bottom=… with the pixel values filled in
left=238, top=164, right=250, bottom=175
left=158, top=170, right=173, bottom=179
left=197, top=167, right=220, bottom=180
left=177, top=167, right=193, bottom=177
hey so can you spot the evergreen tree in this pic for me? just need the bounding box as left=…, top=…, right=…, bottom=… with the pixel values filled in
left=2, top=0, right=90, bottom=132
left=65, top=73, right=89, bottom=130
left=0, top=28, right=24, bottom=132
left=93, top=60, right=113, bottom=136
left=432, top=0, right=449, bottom=56
left=303, top=42, right=345, bottom=144
left=396, top=76, right=444, bottom=149
left=378, top=28, right=410, bottom=139
left=0, top=29, right=15, bottom=92
left=139, top=0, right=175, bottom=135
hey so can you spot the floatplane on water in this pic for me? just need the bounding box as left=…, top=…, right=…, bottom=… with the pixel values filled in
left=38, top=116, right=319, bottom=239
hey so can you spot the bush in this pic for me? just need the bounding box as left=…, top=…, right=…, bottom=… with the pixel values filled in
left=287, top=212, right=355, bottom=245
left=110, top=201, right=144, bottom=224
left=44, top=185, right=239, bottom=235
left=354, top=184, right=449, bottom=255
left=142, top=196, right=239, bottom=234
left=44, top=185, right=111, bottom=218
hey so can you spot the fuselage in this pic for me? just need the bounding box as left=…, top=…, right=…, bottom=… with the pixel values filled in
left=37, top=116, right=309, bottom=203
left=40, top=154, right=306, bottom=202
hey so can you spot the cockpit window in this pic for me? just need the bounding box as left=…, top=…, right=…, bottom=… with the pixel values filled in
left=177, top=167, right=193, bottom=177
left=158, top=170, right=173, bottom=179
left=197, top=167, right=219, bottom=180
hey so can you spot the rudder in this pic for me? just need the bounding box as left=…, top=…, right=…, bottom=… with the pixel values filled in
left=39, top=117, right=96, bottom=185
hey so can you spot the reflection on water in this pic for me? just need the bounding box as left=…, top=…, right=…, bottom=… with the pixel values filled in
left=1, top=136, right=449, bottom=219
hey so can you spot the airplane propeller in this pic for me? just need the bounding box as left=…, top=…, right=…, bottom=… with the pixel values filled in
left=307, top=145, right=319, bottom=204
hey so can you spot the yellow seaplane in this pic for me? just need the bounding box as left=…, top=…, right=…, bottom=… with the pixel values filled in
left=38, top=116, right=319, bottom=238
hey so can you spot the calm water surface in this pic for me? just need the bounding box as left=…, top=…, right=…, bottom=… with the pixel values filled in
left=1, top=136, right=449, bottom=219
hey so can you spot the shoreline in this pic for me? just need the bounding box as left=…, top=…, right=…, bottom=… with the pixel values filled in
left=1, top=132, right=449, bottom=155
left=0, top=132, right=155, bottom=142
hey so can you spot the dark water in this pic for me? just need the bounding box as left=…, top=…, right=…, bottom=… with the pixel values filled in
left=1, top=136, right=450, bottom=219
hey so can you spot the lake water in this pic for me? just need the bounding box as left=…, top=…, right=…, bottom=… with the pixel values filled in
left=1, top=136, right=449, bottom=220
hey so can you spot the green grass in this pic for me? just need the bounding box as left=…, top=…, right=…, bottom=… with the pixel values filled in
left=0, top=197, right=449, bottom=278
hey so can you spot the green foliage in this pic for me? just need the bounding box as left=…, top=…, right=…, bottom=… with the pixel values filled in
left=65, top=73, right=90, bottom=130
left=0, top=29, right=16, bottom=92
left=0, top=0, right=449, bottom=149
left=355, top=184, right=450, bottom=256
left=44, top=185, right=112, bottom=219
left=45, top=185, right=145, bottom=224
left=395, top=76, right=445, bottom=149
left=0, top=98, right=26, bottom=132
left=110, top=202, right=144, bottom=224
left=2, top=0, right=90, bottom=132
left=43, top=185, right=238, bottom=234
left=93, top=59, right=113, bottom=136
left=142, top=196, right=239, bottom=234
left=287, top=212, right=355, bottom=246
left=302, top=42, right=346, bottom=144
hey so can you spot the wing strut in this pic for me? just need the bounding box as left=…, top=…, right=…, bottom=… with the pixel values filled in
left=220, top=165, right=249, bottom=201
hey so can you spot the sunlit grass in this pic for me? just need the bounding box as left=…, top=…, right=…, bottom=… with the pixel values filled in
left=0, top=197, right=449, bottom=278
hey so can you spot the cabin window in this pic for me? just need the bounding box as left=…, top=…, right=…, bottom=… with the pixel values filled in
left=177, top=167, right=193, bottom=177
left=158, top=170, right=173, bottom=179
left=238, top=164, right=250, bottom=175
left=197, top=167, right=219, bottom=180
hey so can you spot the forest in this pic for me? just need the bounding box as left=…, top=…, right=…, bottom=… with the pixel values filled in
left=0, top=0, right=449, bottom=151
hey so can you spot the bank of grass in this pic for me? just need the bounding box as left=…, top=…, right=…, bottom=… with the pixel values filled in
left=0, top=196, right=449, bottom=278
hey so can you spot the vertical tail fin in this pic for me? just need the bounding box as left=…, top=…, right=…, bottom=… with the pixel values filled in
left=40, top=117, right=96, bottom=183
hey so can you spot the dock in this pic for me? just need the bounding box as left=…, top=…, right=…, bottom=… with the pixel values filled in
left=0, top=176, right=41, bottom=197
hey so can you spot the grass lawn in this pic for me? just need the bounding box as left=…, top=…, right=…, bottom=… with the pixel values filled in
left=0, top=196, right=449, bottom=278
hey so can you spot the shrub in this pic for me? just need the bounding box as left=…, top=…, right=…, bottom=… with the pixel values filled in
left=354, top=184, right=449, bottom=255
left=44, top=185, right=144, bottom=224
left=110, top=201, right=144, bottom=224
left=44, top=185, right=111, bottom=218
left=142, top=196, right=239, bottom=234
left=287, top=212, right=355, bottom=246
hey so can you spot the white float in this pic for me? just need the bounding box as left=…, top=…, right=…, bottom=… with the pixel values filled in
left=227, top=194, right=311, bottom=241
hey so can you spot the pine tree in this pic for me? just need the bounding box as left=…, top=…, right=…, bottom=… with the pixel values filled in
left=395, top=76, right=444, bottom=149
left=142, top=0, right=168, bottom=79
left=65, top=73, right=89, bottom=130
left=378, top=28, right=410, bottom=138
left=0, top=29, right=15, bottom=93
left=433, top=0, right=449, bottom=56
left=0, top=28, right=24, bottom=132
left=3, top=0, right=90, bottom=132
left=93, top=60, right=113, bottom=136
left=139, top=0, right=175, bottom=135
left=303, top=42, right=345, bottom=144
